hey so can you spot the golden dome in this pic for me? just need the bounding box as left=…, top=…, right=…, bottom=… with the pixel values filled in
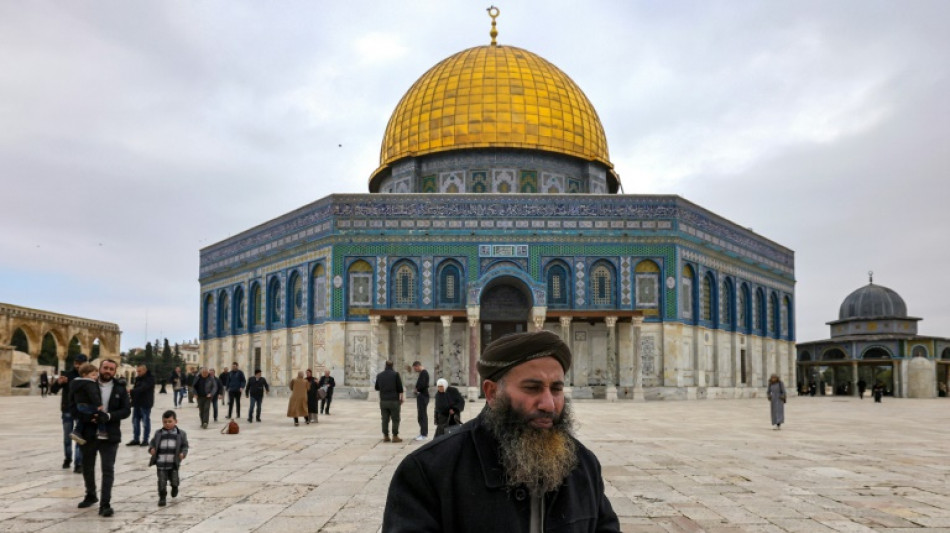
left=371, top=44, right=613, bottom=187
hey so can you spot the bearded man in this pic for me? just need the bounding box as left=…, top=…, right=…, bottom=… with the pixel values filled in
left=382, top=330, right=619, bottom=532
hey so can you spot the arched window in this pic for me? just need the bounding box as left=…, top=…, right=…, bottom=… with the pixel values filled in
left=721, top=278, right=733, bottom=327
left=755, top=288, right=766, bottom=334
left=782, top=295, right=792, bottom=339
left=738, top=284, right=749, bottom=332
left=268, top=277, right=282, bottom=325
left=311, top=264, right=326, bottom=319
left=234, top=286, right=245, bottom=330
left=348, top=260, right=373, bottom=310
left=251, top=283, right=263, bottom=327
left=289, top=271, right=304, bottom=320
left=700, top=274, right=713, bottom=321
left=681, top=265, right=694, bottom=320
left=202, top=294, right=213, bottom=337
left=438, top=261, right=463, bottom=306
left=590, top=262, right=615, bottom=307
left=392, top=261, right=417, bottom=307
left=769, top=292, right=779, bottom=337
left=218, top=291, right=230, bottom=335
left=912, top=345, right=928, bottom=358
left=545, top=262, right=570, bottom=307
left=634, top=260, right=660, bottom=309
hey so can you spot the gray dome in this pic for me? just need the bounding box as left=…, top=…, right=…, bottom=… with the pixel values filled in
left=838, top=283, right=907, bottom=320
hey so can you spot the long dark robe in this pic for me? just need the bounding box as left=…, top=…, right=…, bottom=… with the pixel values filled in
left=306, top=377, right=319, bottom=414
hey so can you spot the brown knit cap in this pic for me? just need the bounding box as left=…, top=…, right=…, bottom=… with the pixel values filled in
left=477, top=330, right=572, bottom=382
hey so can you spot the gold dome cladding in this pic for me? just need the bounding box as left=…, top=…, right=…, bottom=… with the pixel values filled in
left=372, top=43, right=612, bottom=185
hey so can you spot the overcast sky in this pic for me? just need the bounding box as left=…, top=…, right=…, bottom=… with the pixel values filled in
left=2, top=1, right=948, bottom=352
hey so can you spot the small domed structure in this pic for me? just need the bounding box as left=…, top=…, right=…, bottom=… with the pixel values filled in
left=838, top=283, right=908, bottom=320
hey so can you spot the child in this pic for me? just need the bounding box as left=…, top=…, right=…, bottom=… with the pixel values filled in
left=69, top=363, right=107, bottom=445
left=148, top=410, right=189, bottom=507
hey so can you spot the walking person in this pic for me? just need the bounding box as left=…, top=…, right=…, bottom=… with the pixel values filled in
left=147, top=410, right=189, bottom=507
left=305, top=369, right=319, bottom=424
left=186, top=369, right=197, bottom=404
left=127, top=364, right=155, bottom=447
left=76, top=359, right=131, bottom=518
left=287, top=371, right=309, bottom=426
left=226, top=362, right=246, bottom=420
left=39, top=371, right=49, bottom=397
left=375, top=360, right=404, bottom=443
left=50, top=354, right=86, bottom=473
left=383, top=330, right=620, bottom=532
left=767, top=374, right=786, bottom=430
left=857, top=379, right=867, bottom=400
left=433, top=378, right=465, bottom=437
left=192, top=368, right=217, bottom=429
left=317, top=370, right=335, bottom=415
left=872, top=381, right=885, bottom=403
left=412, top=361, right=430, bottom=441
left=245, top=369, right=269, bottom=423
left=208, top=369, right=223, bottom=422
left=169, top=367, right=185, bottom=408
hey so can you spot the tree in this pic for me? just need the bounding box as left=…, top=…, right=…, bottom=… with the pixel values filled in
left=39, top=333, right=58, bottom=367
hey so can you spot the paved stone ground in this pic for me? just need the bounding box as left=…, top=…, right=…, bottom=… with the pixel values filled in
left=1, top=392, right=949, bottom=532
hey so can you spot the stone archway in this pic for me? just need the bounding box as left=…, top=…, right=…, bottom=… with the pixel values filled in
left=479, top=276, right=532, bottom=353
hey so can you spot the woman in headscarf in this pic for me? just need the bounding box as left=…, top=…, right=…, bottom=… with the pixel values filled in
left=433, top=378, right=465, bottom=437
left=305, top=369, right=319, bottom=424
left=287, top=371, right=310, bottom=426
left=766, top=374, right=786, bottom=430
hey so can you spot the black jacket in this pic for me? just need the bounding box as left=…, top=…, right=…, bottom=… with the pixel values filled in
left=50, top=367, right=80, bottom=414
left=193, top=374, right=219, bottom=398
left=434, top=386, right=465, bottom=420
left=246, top=376, right=270, bottom=399
left=415, top=369, right=430, bottom=397
left=374, top=368, right=403, bottom=401
left=317, top=375, right=336, bottom=398
left=76, top=378, right=131, bottom=444
left=130, top=370, right=156, bottom=408
left=383, top=412, right=620, bottom=533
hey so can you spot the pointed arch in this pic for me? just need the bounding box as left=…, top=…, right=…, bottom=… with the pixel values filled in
left=217, top=290, right=230, bottom=336
left=311, top=263, right=327, bottom=319
left=755, top=287, right=766, bottom=335
left=250, top=282, right=263, bottom=329
left=347, top=260, right=373, bottom=314
left=738, top=283, right=751, bottom=333
left=681, top=264, right=695, bottom=321
left=544, top=260, right=571, bottom=308
left=289, top=270, right=304, bottom=320
left=233, top=285, right=245, bottom=330
left=11, top=328, right=29, bottom=353
left=721, top=277, right=734, bottom=329
left=437, top=260, right=464, bottom=307
left=202, top=293, right=214, bottom=338
left=590, top=260, right=616, bottom=308
left=390, top=260, right=418, bottom=308
left=267, top=276, right=283, bottom=326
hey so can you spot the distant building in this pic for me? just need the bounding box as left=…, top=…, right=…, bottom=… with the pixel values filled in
left=797, top=275, right=950, bottom=398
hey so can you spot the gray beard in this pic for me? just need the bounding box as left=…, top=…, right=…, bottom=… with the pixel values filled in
left=483, top=394, right=578, bottom=496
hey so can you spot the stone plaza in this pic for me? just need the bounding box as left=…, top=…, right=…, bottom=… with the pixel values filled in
left=2, top=393, right=949, bottom=532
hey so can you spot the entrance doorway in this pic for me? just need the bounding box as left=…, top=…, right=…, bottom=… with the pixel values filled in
left=479, top=277, right=531, bottom=354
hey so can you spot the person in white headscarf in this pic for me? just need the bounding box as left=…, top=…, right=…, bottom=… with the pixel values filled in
left=433, top=378, right=465, bottom=437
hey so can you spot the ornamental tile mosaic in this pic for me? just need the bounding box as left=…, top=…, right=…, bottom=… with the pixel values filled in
left=422, top=258, right=433, bottom=305
left=421, top=175, right=437, bottom=193
left=439, top=171, right=465, bottom=193
left=541, top=172, right=565, bottom=193
left=519, top=170, right=538, bottom=193
left=492, top=169, right=517, bottom=193
left=376, top=257, right=388, bottom=306
left=470, top=170, right=489, bottom=193
left=620, top=256, right=632, bottom=307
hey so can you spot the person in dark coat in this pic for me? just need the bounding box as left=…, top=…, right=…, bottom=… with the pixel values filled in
left=76, top=358, right=132, bottom=517
left=51, top=354, right=86, bottom=472
left=317, top=370, right=336, bottom=415
left=433, top=378, right=465, bottom=437
left=383, top=330, right=620, bottom=532
left=305, top=369, right=319, bottom=424
left=412, top=361, right=430, bottom=441
left=872, top=381, right=885, bottom=403
left=375, top=361, right=404, bottom=442
left=245, top=369, right=270, bottom=423
left=127, top=365, right=155, bottom=446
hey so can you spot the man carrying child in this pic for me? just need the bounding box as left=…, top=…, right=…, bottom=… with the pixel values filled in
left=69, top=363, right=108, bottom=444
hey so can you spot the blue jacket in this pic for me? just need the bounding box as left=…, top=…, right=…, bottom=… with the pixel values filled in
left=227, top=369, right=246, bottom=392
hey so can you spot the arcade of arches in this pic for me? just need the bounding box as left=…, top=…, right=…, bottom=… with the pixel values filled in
left=0, top=303, right=121, bottom=394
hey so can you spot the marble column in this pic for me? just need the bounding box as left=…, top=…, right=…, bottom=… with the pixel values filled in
left=367, top=316, right=380, bottom=401
left=559, top=317, right=573, bottom=386
left=605, top=316, right=618, bottom=402
left=466, top=315, right=480, bottom=400
left=394, top=315, right=407, bottom=373
left=439, top=315, right=452, bottom=382
left=632, top=316, right=645, bottom=402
